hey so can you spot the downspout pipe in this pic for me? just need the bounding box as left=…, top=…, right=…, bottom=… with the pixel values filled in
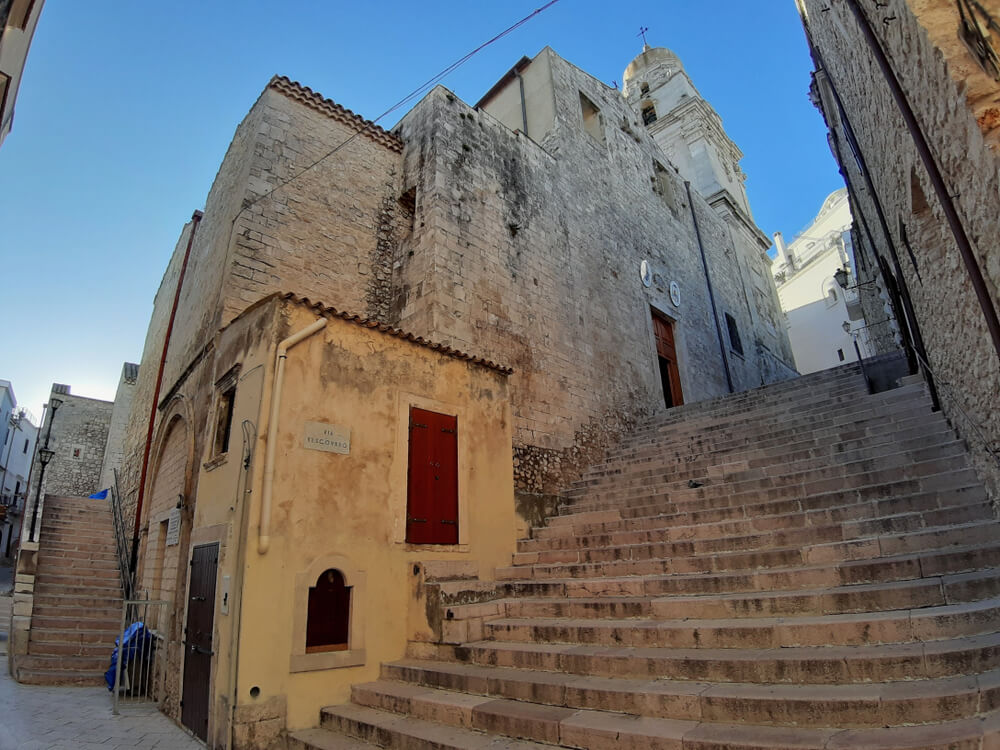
left=686, top=182, right=735, bottom=394
left=514, top=69, right=529, bottom=137
left=130, top=210, right=203, bottom=577
left=258, top=317, right=327, bottom=555
left=842, top=0, right=1000, bottom=363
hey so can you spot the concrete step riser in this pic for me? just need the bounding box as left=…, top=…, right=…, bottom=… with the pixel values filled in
left=601, top=402, right=938, bottom=468
left=623, top=391, right=933, bottom=449
left=574, top=432, right=960, bottom=491
left=531, top=485, right=989, bottom=543
left=453, top=637, right=1000, bottom=684
left=569, top=466, right=978, bottom=519
left=566, top=451, right=969, bottom=510
left=519, top=502, right=994, bottom=560
left=376, top=664, right=991, bottom=730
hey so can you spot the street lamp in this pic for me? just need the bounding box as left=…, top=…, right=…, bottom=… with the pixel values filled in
left=834, top=267, right=878, bottom=291
left=27, top=398, right=62, bottom=542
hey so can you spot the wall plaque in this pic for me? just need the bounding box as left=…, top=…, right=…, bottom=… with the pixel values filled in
left=166, top=507, right=181, bottom=546
left=303, top=421, right=351, bottom=455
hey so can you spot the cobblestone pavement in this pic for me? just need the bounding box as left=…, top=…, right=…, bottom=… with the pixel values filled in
left=0, top=650, right=203, bottom=750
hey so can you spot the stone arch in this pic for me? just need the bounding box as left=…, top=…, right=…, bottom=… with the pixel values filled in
left=137, top=395, right=195, bottom=600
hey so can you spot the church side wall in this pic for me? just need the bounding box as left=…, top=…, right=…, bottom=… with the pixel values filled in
left=393, top=53, right=787, bottom=494
left=800, top=0, right=1000, bottom=499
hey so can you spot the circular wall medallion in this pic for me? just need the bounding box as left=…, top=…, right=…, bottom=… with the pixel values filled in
left=669, top=280, right=681, bottom=307
left=640, top=260, right=652, bottom=287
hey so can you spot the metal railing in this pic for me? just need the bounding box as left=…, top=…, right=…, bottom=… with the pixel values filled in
left=912, top=350, right=1000, bottom=467
left=111, top=598, right=171, bottom=713
left=110, top=469, right=135, bottom=601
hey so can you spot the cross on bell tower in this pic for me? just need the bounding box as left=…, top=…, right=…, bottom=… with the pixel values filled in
left=637, top=26, right=650, bottom=51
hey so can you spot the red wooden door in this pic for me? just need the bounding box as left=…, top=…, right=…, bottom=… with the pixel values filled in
left=406, top=407, right=458, bottom=544
left=652, top=313, right=684, bottom=407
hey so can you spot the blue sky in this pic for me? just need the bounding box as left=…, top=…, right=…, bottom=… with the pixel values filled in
left=0, top=1, right=844, bottom=417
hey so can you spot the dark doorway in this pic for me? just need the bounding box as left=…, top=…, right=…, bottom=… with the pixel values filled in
left=652, top=312, right=684, bottom=408
left=406, top=407, right=459, bottom=545
left=181, top=543, right=218, bottom=742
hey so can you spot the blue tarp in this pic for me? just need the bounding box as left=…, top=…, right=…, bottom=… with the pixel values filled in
left=89, top=489, right=109, bottom=499
left=104, top=622, right=154, bottom=691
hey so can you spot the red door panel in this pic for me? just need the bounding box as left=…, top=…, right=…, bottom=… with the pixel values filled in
left=407, top=408, right=458, bottom=544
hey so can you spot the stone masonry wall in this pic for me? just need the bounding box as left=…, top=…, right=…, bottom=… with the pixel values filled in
left=30, top=391, right=112, bottom=500
left=99, top=363, right=138, bottom=492
left=120, top=80, right=406, bottom=534
left=800, top=0, right=1000, bottom=499
left=393, top=51, right=794, bottom=492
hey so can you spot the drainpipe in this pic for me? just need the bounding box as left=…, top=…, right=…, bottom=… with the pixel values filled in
left=840, top=0, right=1000, bottom=362
left=130, top=210, right=203, bottom=577
left=686, top=182, right=735, bottom=393
left=258, top=318, right=327, bottom=555
left=514, top=70, right=529, bottom=137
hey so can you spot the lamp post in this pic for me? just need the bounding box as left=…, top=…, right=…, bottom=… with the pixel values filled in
left=27, top=398, right=62, bottom=542
left=834, top=267, right=878, bottom=291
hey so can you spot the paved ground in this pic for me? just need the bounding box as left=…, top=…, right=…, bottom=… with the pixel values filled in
left=0, top=627, right=203, bottom=750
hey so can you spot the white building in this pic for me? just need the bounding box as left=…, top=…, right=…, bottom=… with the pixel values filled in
left=0, top=380, right=38, bottom=560
left=772, top=188, right=870, bottom=374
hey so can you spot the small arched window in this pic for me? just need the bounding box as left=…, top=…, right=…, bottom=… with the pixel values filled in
left=306, top=569, right=351, bottom=653
left=640, top=82, right=650, bottom=96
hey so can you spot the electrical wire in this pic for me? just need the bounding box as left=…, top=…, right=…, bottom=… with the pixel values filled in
left=237, top=0, right=560, bottom=221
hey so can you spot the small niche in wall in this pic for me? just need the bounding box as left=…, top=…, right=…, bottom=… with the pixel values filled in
left=306, top=568, right=351, bottom=653
left=579, top=92, right=605, bottom=144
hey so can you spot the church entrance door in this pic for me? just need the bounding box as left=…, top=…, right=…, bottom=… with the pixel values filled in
left=652, top=312, right=684, bottom=408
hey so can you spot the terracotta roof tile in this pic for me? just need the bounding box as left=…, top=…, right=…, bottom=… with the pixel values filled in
left=280, top=293, right=513, bottom=375
left=267, top=75, right=404, bottom=153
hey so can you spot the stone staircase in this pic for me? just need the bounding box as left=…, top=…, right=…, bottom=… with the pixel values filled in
left=291, top=364, right=1000, bottom=749
left=15, top=495, right=122, bottom=685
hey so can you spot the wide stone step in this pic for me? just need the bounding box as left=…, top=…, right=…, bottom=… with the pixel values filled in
left=317, top=703, right=553, bottom=750
left=530, top=484, right=989, bottom=544
left=492, top=541, right=1000, bottom=600
left=27, top=635, right=114, bottom=657
left=485, top=594, right=1000, bottom=648
left=380, top=660, right=1000, bottom=728
left=576, top=426, right=958, bottom=494
left=33, top=579, right=123, bottom=597
left=503, top=567, right=1000, bottom=622
left=30, top=613, right=120, bottom=631
left=287, top=729, right=378, bottom=750
left=454, top=631, right=1000, bottom=684
left=517, top=501, right=995, bottom=563
left=325, top=677, right=1000, bottom=749
left=499, top=521, right=1000, bottom=581
left=29, top=626, right=119, bottom=645
left=612, top=387, right=932, bottom=458
left=581, top=467, right=981, bottom=522
left=565, top=448, right=969, bottom=512
left=19, top=653, right=108, bottom=672
left=32, top=592, right=124, bottom=609
left=14, top=667, right=106, bottom=686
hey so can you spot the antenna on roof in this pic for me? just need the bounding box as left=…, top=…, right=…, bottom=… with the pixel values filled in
left=637, top=26, right=650, bottom=50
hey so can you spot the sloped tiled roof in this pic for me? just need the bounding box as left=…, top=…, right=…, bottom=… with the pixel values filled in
left=267, top=76, right=404, bottom=153
left=271, top=293, right=513, bottom=375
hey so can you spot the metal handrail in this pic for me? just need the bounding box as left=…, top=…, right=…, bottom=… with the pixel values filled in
left=110, top=468, right=135, bottom=601
left=911, top=350, right=1000, bottom=465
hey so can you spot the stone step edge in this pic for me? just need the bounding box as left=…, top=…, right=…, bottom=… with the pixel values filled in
left=373, top=663, right=998, bottom=728
left=317, top=687, right=998, bottom=750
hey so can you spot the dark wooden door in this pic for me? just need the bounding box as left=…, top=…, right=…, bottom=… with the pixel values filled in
left=181, top=543, right=218, bottom=742
left=652, top=313, right=684, bottom=408
left=406, top=407, right=458, bottom=544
